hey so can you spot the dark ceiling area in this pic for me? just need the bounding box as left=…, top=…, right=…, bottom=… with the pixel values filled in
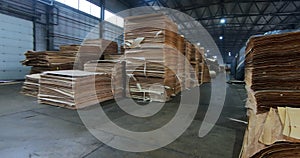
left=90, top=0, right=300, bottom=62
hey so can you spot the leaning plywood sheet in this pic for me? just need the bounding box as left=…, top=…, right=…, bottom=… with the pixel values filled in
left=240, top=108, right=300, bottom=158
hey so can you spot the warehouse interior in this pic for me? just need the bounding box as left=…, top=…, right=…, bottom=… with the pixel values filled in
left=0, top=0, right=300, bottom=157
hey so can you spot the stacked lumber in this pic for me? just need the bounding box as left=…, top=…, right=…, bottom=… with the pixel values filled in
left=245, top=32, right=300, bottom=91
left=175, top=35, right=185, bottom=93
left=251, top=142, right=300, bottom=158
left=61, top=39, right=118, bottom=70
left=206, top=58, right=220, bottom=73
left=104, top=54, right=125, bottom=60
left=124, top=14, right=179, bottom=102
left=184, top=41, right=194, bottom=89
left=241, top=31, right=300, bottom=157
left=59, top=45, right=81, bottom=51
left=21, top=74, right=41, bottom=97
left=125, top=46, right=178, bottom=102
left=202, top=60, right=211, bottom=83
left=22, top=51, right=76, bottom=74
left=38, top=70, right=113, bottom=109
left=194, top=46, right=204, bottom=84
left=83, top=39, right=118, bottom=55
left=124, top=13, right=178, bottom=49
left=84, top=60, right=124, bottom=98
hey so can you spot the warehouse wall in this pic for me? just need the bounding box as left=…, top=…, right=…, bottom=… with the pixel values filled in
left=0, top=0, right=125, bottom=80
left=51, top=3, right=124, bottom=50
left=51, top=2, right=99, bottom=50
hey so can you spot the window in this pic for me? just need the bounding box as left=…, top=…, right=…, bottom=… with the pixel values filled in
left=90, top=3, right=100, bottom=18
left=105, top=10, right=124, bottom=28
left=55, top=0, right=100, bottom=18
left=79, top=0, right=91, bottom=14
left=56, top=0, right=79, bottom=9
left=55, top=0, right=123, bottom=27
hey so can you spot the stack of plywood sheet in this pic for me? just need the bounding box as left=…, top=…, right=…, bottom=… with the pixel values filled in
left=125, top=46, right=178, bottom=102
left=104, top=54, right=125, bottom=60
left=251, top=142, right=300, bottom=158
left=241, top=31, right=300, bottom=158
left=60, top=39, right=118, bottom=70
left=194, top=46, right=204, bottom=84
left=175, top=35, right=185, bottom=93
left=83, top=39, right=118, bottom=55
left=124, top=13, right=179, bottom=102
left=202, top=60, right=211, bottom=83
left=184, top=41, right=200, bottom=88
left=59, top=45, right=81, bottom=51
left=124, top=13, right=178, bottom=49
left=84, top=60, right=124, bottom=98
left=38, top=70, right=113, bottom=109
left=22, top=51, right=76, bottom=74
left=21, top=74, right=41, bottom=97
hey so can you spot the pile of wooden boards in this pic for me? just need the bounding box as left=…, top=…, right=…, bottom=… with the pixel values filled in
left=83, top=39, right=118, bottom=55
left=63, top=39, right=118, bottom=70
left=124, top=13, right=179, bottom=102
left=241, top=31, right=300, bottom=158
left=38, top=70, right=114, bottom=109
left=251, top=142, right=300, bottom=158
left=125, top=46, right=178, bottom=102
left=124, top=13, right=178, bottom=49
left=123, top=13, right=211, bottom=102
left=175, top=35, right=185, bottom=93
left=22, top=39, right=118, bottom=73
left=21, top=74, right=41, bottom=97
left=84, top=60, right=124, bottom=98
left=21, top=51, right=76, bottom=74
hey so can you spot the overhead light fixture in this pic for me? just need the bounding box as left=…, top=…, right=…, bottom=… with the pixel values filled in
left=219, top=36, right=223, bottom=40
left=228, top=52, right=232, bottom=56
left=207, top=50, right=210, bottom=53
left=220, top=18, right=226, bottom=24
left=197, top=42, right=201, bottom=46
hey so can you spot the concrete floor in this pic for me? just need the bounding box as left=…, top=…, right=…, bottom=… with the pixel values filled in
left=0, top=75, right=247, bottom=158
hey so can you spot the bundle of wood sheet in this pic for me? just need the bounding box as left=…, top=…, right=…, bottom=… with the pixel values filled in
left=22, top=51, right=76, bottom=73
left=245, top=31, right=300, bottom=91
left=251, top=142, right=300, bottom=158
left=206, top=58, right=220, bottom=73
left=84, top=60, right=124, bottom=98
left=59, top=45, right=81, bottom=51
left=21, top=74, right=41, bottom=97
left=241, top=31, right=300, bottom=157
left=104, top=54, right=125, bottom=60
left=125, top=46, right=178, bottom=102
left=124, top=13, right=178, bottom=49
left=59, top=40, right=118, bottom=70
left=184, top=41, right=200, bottom=88
left=194, top=46, right=205, bottom=84
left=123, top=13, right=180, bottom=102
left=202, top=60, right=211, bottom=83
left=184, top=41, right=193, bottom=89
left=38, top=70, right=113, bottom=109
left=83, top=39, right=118, bottom=55
left=175, top=35, right=185, bottom=93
